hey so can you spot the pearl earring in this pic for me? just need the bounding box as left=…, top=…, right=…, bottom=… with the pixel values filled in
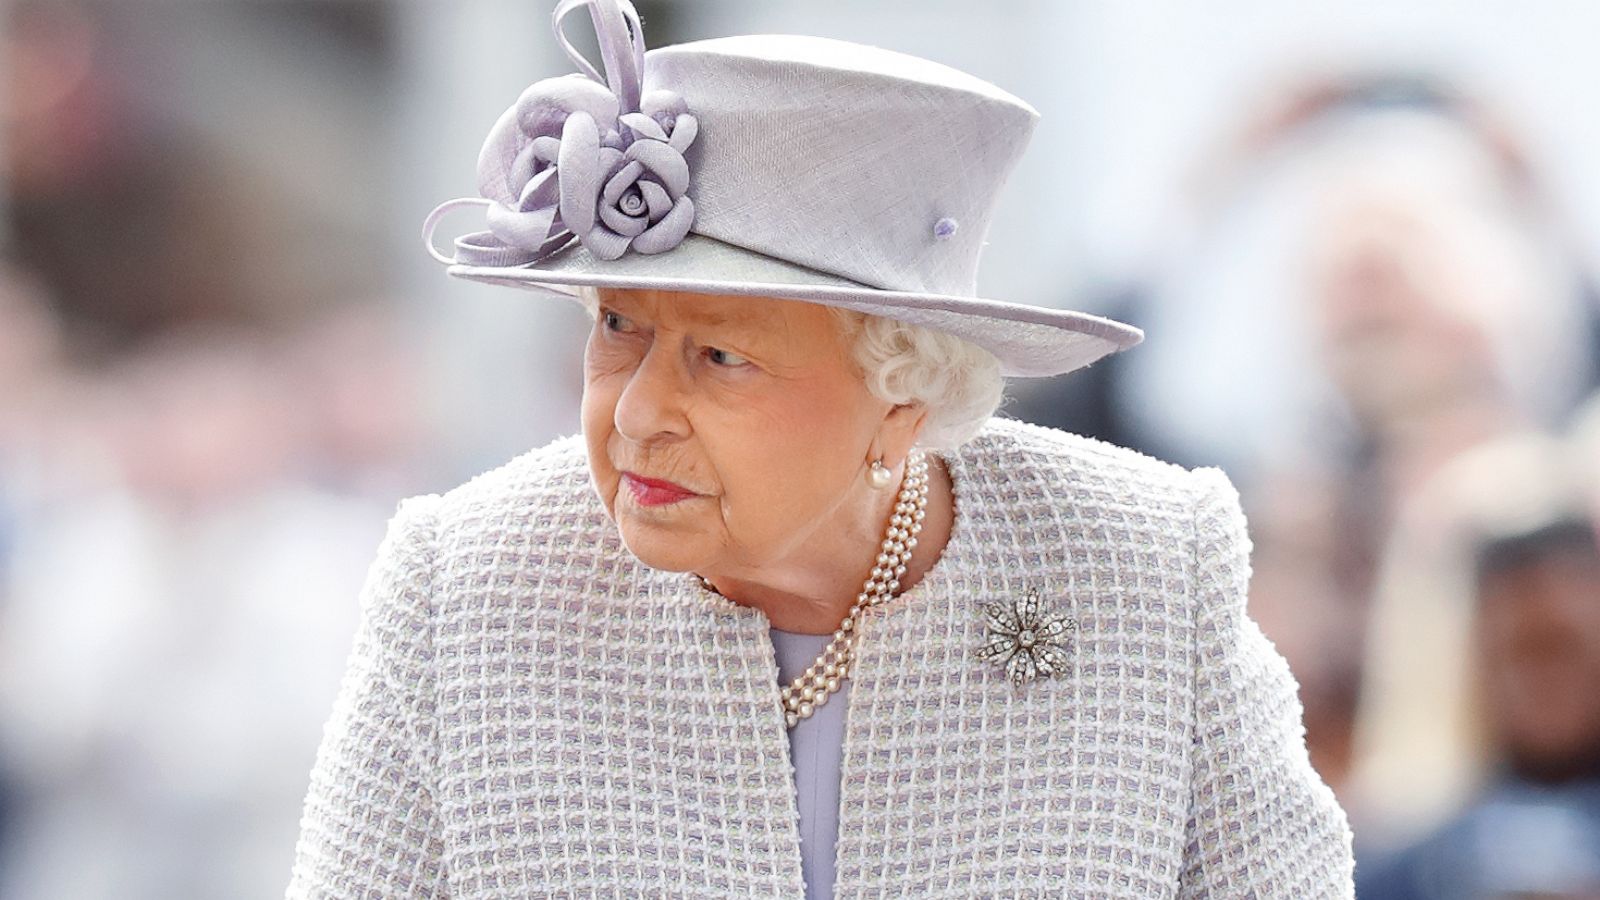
left=867, top=457, right=893, bottom=489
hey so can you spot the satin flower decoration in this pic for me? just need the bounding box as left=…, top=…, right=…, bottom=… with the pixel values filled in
left=476, top=76, right=699, bottom=265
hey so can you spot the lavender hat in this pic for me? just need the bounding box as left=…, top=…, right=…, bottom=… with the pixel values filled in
left=422, top=0, right=1143, bottom=377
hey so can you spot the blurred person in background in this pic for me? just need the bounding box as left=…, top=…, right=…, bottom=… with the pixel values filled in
left=1119, top=71, right=1599, bottom=477
left=1307, top=92, right=1600, bottom=841
left=1015, top=69, right=1600, bottom=838
left=1356, top=431, right=1600, bottom=899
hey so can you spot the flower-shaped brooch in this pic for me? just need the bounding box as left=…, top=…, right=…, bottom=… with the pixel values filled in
left=975, top=587, right=1077, bottom=686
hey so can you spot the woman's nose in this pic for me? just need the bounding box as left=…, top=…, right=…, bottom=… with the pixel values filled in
left=613, top=339, right=691, bottom=443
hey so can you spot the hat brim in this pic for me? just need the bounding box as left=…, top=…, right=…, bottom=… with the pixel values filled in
left=445, top=232, right=1143, bottom=378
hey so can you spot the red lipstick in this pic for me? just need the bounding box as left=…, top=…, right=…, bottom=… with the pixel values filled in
left=622, top=472, right=699, bottom=507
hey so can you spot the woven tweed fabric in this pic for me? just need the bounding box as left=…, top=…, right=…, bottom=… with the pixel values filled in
left=287, top=416, right=1355, bottom=898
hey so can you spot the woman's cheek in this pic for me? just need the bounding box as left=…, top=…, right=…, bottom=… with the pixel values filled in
left=582, top=344, right=644, bottom=414
left=584, top=340, right=639, bottom=380
left=761, top=397, right=848, bottom=498
left=578, top=373, right=610, bottom=425
left=580, top=424, right=621, bottom=520
left=783, top=378, right=858, bottom=445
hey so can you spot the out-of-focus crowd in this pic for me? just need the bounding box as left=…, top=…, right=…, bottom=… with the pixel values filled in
left=0, top=5, right=449, bottom=897
left=3, top=3, right=1599, bottom=899
left=1011, top=72, right=1600, bottom=898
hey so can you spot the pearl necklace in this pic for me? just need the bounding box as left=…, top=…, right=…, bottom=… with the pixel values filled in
left=701, top=449, right=930, bottom=730
left=782, top=448, right=928, bottom=728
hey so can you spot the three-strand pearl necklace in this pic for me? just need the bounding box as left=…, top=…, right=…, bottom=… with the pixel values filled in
left=781, top=449, right=929, bottom=728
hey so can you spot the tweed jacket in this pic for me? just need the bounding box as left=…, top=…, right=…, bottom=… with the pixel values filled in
left=287, top=416, right=1355, bottom=898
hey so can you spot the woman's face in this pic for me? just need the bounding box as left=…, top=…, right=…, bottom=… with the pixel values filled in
left=581, top=287, right=911, bottom=577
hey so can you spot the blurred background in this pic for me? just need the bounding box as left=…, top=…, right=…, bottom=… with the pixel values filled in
left=3, top=1, right=1600, bottom=897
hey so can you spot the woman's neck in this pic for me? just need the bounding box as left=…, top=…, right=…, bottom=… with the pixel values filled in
left=700, top=453, right=956, bottom=635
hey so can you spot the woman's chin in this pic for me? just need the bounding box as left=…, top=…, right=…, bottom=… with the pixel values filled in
left=614, top=517, right=708, bottom=573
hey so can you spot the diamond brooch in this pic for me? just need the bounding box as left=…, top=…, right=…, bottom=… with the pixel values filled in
left=975, top=587, right=1077, bottom=686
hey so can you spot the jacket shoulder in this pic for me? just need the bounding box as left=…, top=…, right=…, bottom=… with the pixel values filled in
left=966, top=415, right=1217, bottom=512
left=429, top=431, right=610, bottom=539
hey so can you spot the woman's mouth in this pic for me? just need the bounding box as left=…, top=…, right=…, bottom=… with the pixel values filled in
left=621, top=472, right=700, bottom=507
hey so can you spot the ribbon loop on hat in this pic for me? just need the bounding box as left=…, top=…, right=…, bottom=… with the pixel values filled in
left=552, top=0, right=646, bottom=115
left=422, top=0, right=696, bottom=269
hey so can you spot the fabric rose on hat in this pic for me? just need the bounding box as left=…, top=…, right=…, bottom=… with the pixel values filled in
left=474, top=77, right=698, bottom=265
left=555, top=92, right=698, bottom=260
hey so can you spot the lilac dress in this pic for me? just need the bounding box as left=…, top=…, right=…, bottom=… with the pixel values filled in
left=769, top=625, right=851, bottom=900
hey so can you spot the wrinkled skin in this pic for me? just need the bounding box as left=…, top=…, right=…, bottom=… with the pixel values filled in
left=580, top=287, right=952, bottom=634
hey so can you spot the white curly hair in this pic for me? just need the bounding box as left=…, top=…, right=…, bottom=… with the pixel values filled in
left=572, top=286, right=1004, bottom=449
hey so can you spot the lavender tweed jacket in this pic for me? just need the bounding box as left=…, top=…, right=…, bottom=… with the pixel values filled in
left=287, top=416, right=1355, bottom=898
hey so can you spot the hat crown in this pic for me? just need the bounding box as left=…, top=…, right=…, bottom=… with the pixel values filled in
left=422, top=0, right=1144, bottom=380
left=645, top=34, right=1040, bottom=295
left=654, top=33, right=1036, bottom=106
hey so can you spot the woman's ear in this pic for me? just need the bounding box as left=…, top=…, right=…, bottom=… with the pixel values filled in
left=872, top=401, right=930, bottom=468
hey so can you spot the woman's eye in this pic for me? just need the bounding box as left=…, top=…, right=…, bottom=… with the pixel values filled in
left=706, top=347, right=749, bottom=367
left=601, top=310, right=634, bottom=333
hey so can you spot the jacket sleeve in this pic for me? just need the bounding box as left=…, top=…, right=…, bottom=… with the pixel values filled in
left=1176, top=467, right=1355, bottom=898
left=287, top=494, right=451, bottom=899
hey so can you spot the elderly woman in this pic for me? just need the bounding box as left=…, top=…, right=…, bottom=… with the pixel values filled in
left=288, top=2, right=1355, bottom=897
